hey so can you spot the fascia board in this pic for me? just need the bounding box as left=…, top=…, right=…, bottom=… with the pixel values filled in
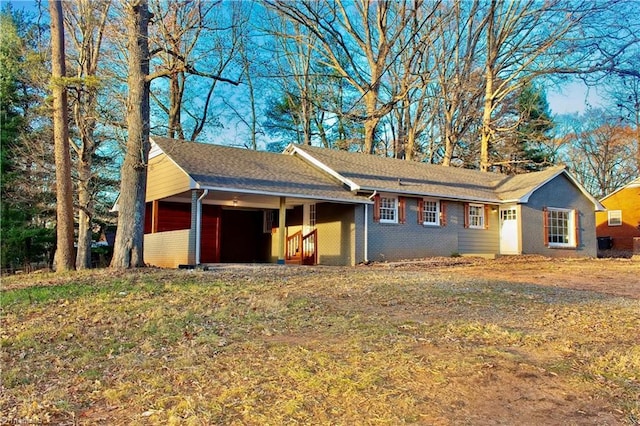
left=195, top=184, right=372, bottom=204
left=554, top=170, right=605, bottom=211
left=600, top=177, right=640, bottom=203
left=149, top=137, right=198, bottom=190
left=286, top=144, right=361, bottom=191
left=357, top=186, right=500, bottom=205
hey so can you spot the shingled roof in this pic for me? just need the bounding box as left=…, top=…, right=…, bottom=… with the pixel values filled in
left=151, top=137, right=601, bottom=208
left=151, top=137, right=367, bottom=204
left=288, top=144, right=590, bottom=204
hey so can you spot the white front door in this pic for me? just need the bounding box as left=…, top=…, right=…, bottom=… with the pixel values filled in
left=500, top=206, right=520, bottom=255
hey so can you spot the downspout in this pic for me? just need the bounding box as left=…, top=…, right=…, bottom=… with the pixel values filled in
left=365, top=191, right=377, bottom=264
left=364, top=204, right=369, bottom=263
left=195, top=189, right=208, bottom=265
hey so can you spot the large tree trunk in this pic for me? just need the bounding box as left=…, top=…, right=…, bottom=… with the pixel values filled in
left=480, top=91, right=494, bottom=172
left=111, top=0, right=150, bottom=269
left=363, top=91, right=380, bottom=154
left=50, top=0, right=75, bottom=272
left=63, top=0, right=111, bottom=269
left=480, top=0, right=496, bottom=173
left=76, top=158, right=93, bottom=269
left=442, top=119, right=454, bottom=167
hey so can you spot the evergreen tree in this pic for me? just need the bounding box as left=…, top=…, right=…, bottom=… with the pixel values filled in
left=1, top=7, right=55, bottom=271
left=493, top=81, right=555, bottom=174
left=515, top=82, right=554, bottom=171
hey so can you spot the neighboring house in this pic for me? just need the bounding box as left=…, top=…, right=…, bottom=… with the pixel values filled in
left=143, top=137, right=604, bottom=268
left=596, top=177, right=640, bottom=252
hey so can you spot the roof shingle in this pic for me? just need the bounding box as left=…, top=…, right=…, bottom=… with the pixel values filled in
left=152, top=137, right=595, bottom=206
left=151, top=137, right=367, bottom=203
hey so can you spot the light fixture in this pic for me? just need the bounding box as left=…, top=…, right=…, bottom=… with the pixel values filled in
left=232, top=197, right=238, bottom=207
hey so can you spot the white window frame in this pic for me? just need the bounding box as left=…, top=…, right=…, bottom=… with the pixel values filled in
left=303, top=203, right=317, bottom=234
left=547, top=207, right=576, bottom=248
left=422, top=199, right=440, bottom=226
left=607, top=210, right=622, bottom=226
left=379, top=195, right=398, bottom=224
left=468, top=203, right=485, bottom=229
left=263, top=210, right=274, bottom=234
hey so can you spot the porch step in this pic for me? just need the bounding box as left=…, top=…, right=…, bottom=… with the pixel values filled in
left=460, top=253, right=497, bottom=260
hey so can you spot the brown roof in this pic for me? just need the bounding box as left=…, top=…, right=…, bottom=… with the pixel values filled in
left=151, top=137, right=367, bottom=204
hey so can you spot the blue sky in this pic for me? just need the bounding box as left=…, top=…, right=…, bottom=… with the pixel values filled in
left=547, top=81, right=603, bottom=115
left=5, top=0, right=601, bottom=118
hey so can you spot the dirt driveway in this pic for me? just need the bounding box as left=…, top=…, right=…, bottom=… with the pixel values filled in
left=368, top=255, right=640, bottom=299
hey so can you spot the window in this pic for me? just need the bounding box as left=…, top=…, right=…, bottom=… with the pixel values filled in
left=379, top=196, right=398, bottom=223
left=421, top=199, right=440, bottom=226
left=468, top=203, right=485, bottom=229
left=373, top=194, right=405, bottom=224
left=545, top=207, right=576, bottom=248
left=309, top=204, right=317, bottom=227
left=608, top=210, right=622, bottom=226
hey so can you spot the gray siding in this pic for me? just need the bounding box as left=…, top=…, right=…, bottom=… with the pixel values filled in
left=457, top=206, right=500, bottom=255
left=521, top=174, right=597, bottom=257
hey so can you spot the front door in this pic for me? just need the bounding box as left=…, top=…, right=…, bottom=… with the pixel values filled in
left=499, top=206, right=520, bottom=255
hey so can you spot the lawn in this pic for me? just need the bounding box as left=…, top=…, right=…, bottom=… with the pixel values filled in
left=1, top=257, right=639, bottom=425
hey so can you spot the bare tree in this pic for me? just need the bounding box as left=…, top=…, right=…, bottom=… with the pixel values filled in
left=385, top=1, right=442, bottom=160
left=478, top=0, right=592, bottom=171
left=148, top=0, right=242, bottom=142
left=605, top=72, right=640, bottom=172
left=110, top=0, right=151, bottom=269
left=561, top=109, right=637, bottom=198
left=267, top=15, right=318, bottom=146
left=265, top=0, right=431, bottom=154
left=63, top=0, right=112, bottom=269
left=49, top=0, right=75, bottom=271
left=427, top=0, right=486, bottom=166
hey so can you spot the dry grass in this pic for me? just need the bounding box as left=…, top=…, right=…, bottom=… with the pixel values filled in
left=1, top=257, right=639, bottom=425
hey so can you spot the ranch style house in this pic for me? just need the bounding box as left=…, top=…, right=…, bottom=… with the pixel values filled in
left=143, top=137, right=604, bottom=268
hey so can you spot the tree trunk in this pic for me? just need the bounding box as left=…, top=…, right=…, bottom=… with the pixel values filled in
left=49, top=0, right=75, bottom=272
left=63, top=0, right=111, bottom=270
left=76, top=158, right=93, bottom=269
left=363, top=119, right=378, bottom=154
left=480, top=0, right=496, bottom=173
left=111, top=0, right=150, bottom=269
left=480, top=92, right=494, bottom=172
left=442, top=122, right=454, bottom=167
left=168, top=70, right=184, bottom=140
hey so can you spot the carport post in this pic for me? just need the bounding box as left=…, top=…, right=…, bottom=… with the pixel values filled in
left=278, top=196, right=286, bottom=264
left=194, top=189, right=208, bottom=265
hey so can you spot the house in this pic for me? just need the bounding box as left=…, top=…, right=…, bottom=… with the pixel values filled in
left=143, top=137, right=604, bottom=268
left=595, top=177, right=640, bottom=253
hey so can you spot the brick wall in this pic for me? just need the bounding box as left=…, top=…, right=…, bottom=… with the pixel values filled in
left=367, top=198, right=461, bottom=262
left=596, top=185, right=640, bottom=251
left=522, top=174, right=597, bottom=258
left=144, top=230, right=192, bottom=268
